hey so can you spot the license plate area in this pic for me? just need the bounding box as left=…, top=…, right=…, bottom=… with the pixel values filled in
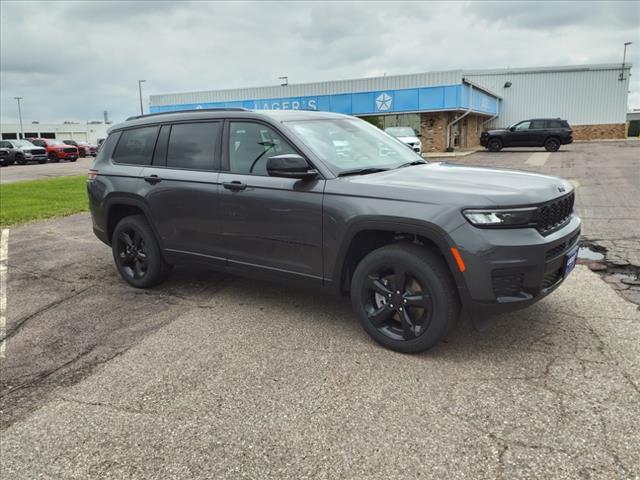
left=564, top=249, right=578, bottom=277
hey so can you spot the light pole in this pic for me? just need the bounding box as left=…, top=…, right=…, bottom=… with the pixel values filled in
left=14, top=97, right=24, bottom=139
left=620, top=42, right=632, bottom=81
left=138, top=80, right=146, bottom=115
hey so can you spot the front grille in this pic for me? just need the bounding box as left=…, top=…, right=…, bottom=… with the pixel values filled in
left=545, top=232, right=580, bottom=260
left=542, top=267, right=563, bottom=289
left=30, top=149, right=46, bottom=155
left=492, top=269, right=524, bottom=298
left=63, top=148, right=76, bottom=153
left=536, top=192, right=574, bottom=234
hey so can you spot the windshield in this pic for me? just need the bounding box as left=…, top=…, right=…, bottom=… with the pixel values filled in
left=384, top=127, right=416, bottom=137
left=13, top=140, right=35, bottom=148
left=286, top=118, right=422, bottom=174
left=48, top=139, right=66, bottom=145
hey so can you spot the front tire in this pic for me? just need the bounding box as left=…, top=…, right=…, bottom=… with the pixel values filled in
left=544, top=137, right=560, bottom=152
left=487, top=138, right=503, bottom=152
left=15, top=153, right=26, bottom=165
left=351, top=243, right=460, bottom=353
left=112, top=215, right=172, bottom=288
left=48, top=152, right=59, bottom=163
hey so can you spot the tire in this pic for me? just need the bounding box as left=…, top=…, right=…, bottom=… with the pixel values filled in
left=544, top=137, right=560, bottom=152
left=15, top=153, right=26, bottom=165
left=37, top=158, right=47, bottom=164
left=69, top=157, right=77, bottom=162
left=0, top=159, right=7, bottom=167
left=79, top=151, right=86, bottom=158
left=487, top=138, right=503, bottom=152
left=48, top=152, right=59, bottom=163
left=351, top=243, right=460, bottom=353
left=112, top=214, right=172, bottom=288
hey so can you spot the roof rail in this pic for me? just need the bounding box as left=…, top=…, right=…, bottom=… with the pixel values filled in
left=125, top=107, right=251, bottom=121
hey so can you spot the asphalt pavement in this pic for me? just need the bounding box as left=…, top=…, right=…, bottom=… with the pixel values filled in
left=0, top=156, right=93, bottom=183
left=1, top=141, right=639, bottom=479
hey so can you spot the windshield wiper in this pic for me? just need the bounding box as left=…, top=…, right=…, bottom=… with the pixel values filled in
left=337, top=167, right=390, bottom=177
left=396, top=160, right=427, bottom=169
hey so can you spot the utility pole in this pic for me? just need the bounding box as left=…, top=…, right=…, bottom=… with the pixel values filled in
left=619, top=42, right=632, bottom=81
left=14, top=97, right=24, bottom=139
left=138, top=80, right=146, bottom=114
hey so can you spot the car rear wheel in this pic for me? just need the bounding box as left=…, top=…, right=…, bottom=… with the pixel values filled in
left=487, top=138, right=503, bottom=152
left=351, top=243, right=460, bottom=353
left=544, top=137, right=560, bottom=152
left=15, top=153, right=26, bottom=165
left=48, top=152, right=59, bottom=163
left=112, top=215, right=172, bottom=288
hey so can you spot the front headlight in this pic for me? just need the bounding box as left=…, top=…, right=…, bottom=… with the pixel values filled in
left=463, top=207, right=537, bottom=228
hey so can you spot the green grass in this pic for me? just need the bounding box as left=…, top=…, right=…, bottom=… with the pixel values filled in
left=0, top=175, right=89, bottom=227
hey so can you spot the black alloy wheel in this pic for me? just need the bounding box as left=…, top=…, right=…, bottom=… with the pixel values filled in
left=351, top=243, right=460, bottom=353
left=48, top=152, right=59, bottom=163
left=111, top=215, right=172, bottom=288
left=15, top=153, right=26, bottom=165
left=361, top=265, right=433, bottom=341
left=487, top=138, right=502, bottom=152
left=544, top=137, right=560, bottom=152
left=115, top=228, right=149, bottom=281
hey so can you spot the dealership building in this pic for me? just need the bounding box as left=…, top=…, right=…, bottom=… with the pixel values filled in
left=149, top=63, right=632, bottom=152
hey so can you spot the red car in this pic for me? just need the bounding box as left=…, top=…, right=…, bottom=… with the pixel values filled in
left=28, top=138, right=78, bottom=162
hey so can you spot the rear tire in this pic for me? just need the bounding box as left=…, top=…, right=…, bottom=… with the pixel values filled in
left=487, top=138, right=503, bottom=152
left=48, top=152, right=59, bottom=163
left=69, top=157, right=77, bottom=162
left=350, top=243, right=460, bottom=353
left=15, top=153, right=26, bottom=165
left=544, top=137, right=560, bottom=152
left=112, top=215, right=172, bottom=288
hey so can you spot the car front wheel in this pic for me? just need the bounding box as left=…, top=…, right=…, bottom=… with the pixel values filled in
left=48, top=152, right=59, bottom=163
left=15, top=153, right=26, bottom=165
left=112, top=215, right=172, bottom=288
left=487, top=138, right=503, bottom=152
left=351, top=243, right=460, bottom=353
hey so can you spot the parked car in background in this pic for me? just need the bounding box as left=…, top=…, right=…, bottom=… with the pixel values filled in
left=63, top=140, right=96, bottom=157
left=0, top=139, right=48, bottom=165
left=481, top=118, right=573, bottom=152
left=88, top=109, right=580, bottom=353
left=28, top=138, right=79, bottom=162
left=384, top=126, right=422, bottom=154
left=0, top=147, right=10, bottom=167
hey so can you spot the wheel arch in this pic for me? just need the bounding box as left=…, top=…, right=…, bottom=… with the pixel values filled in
left=104, top=194, right=162, bottom=247
left=333, top=219, right=468, bottom=300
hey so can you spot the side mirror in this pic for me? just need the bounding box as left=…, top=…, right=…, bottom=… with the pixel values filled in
left=509, top=126, right=516, bottom=132
left=267, top=154, right=318, bottom=179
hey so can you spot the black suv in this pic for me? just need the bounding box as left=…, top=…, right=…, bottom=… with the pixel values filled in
left=481, top=119, right=573, bottom=152
left=88, top=109, right=581, bottom=353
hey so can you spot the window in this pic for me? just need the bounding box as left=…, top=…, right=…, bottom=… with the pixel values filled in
left=1, top=133, right=17, bottom=140
left=228, top=122, right=297, bottom=175
left=30, top=139, right=46, bottom=147
left=166, top=122, right=220, bottom=170
left=0, top=141, right=12, bottom=148
left=530, top=120, right=545, bottom=129
left=112, top=126, right=159, bottom=165
left=514, top=121, right=531, bottom=131
left=547, top=120, right=566, bottom=128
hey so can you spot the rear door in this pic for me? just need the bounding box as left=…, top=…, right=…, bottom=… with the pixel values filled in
left=140, top=121, right=224, bottom=265
left=217, top=120, right=325, bottom=282
left=528, top=120, right=548, bottom=146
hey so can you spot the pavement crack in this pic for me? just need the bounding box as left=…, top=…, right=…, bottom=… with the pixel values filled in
left=0, top=284, right=96, bottom=344
left=55, top=395, right=150, bottom=417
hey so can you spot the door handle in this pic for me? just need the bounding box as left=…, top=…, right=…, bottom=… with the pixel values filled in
left=144, top=175, right=162, bottom=184
left=223, top=181, right=247, bottom=191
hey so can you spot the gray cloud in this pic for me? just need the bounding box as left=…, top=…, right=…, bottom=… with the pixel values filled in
left=1, top=0, right=639, bottom=125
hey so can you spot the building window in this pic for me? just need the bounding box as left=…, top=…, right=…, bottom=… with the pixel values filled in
left=41, top=132, right=56, bottom=139
left=1, top=133, right=17, bottom=140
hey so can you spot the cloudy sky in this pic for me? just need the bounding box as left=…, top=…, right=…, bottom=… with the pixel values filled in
left=1, top=0, right=638, bottom=124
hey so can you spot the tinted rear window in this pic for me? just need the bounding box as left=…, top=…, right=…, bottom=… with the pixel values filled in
left=547, top=120, right=568, bottom=128
left=112, top=126, right=159, bottom=165
left=166, top=122, right=220, bottom=170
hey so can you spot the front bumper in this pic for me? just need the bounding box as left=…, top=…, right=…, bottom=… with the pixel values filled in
left=449, top=214, right=582, bottom=314
left=54, top=151, right=78, bottom=160
left=24, top=153, right=47, bottom=162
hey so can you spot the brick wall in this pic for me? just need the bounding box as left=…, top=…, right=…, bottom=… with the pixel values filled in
left=572, top=123, right=626, bottom=140
left=420, top=112, right=449, bottom=152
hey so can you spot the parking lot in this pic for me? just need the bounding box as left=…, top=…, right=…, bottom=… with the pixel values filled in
left=0, top=156, right=93, bottom=184
left=1, top=141, right=639, bottom=479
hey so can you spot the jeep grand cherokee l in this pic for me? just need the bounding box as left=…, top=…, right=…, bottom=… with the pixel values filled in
left=88, top=109, right=581, bottom=353
left=481, top=118, right=573, bottom=152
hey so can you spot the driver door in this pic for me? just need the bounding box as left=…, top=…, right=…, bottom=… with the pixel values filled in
left=217, top=120, right=325, bottom=282
left=507, top=121, right=532, bottom=146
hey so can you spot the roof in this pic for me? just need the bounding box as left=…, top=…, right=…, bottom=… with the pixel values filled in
left=108, top=109, right=350, bottom=133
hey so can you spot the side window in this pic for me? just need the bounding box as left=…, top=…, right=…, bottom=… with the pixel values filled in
left=228, top=122, right=297, bottom=175
left=96, top=132, right=121, bottom=163
left=0, top=141, right=11, bottom=148
left=31, top=140, right=45, bottom=147
left=112, top=126, right=159, bottom=165
left=514, top=121, right=531, bottom=131
left=547, top=120, right=563, bottom=128
left=530, top=120, right=545, bottom=129
left=166, top=122, right=220, bottom=170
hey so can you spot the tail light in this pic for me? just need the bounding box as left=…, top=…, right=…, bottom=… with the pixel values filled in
left=88, top=169, right=99, bottom=181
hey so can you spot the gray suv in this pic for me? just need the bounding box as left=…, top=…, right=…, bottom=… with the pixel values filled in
left=88, top=109, right=581, bottom=353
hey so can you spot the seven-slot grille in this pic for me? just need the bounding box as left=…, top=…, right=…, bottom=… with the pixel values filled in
left=536, top=192, right=574, bottom=234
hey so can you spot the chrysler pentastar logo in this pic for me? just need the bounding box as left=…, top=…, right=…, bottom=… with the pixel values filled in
left=376, top=92, right=392, bottom=111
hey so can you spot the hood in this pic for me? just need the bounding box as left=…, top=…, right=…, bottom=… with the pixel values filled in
left=332, top=162, right=573, bottom=207
left=396, top=136, right=421, bottom=144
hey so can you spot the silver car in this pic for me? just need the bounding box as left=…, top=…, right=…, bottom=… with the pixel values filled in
left=0, top=139, right=48, bottom=165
